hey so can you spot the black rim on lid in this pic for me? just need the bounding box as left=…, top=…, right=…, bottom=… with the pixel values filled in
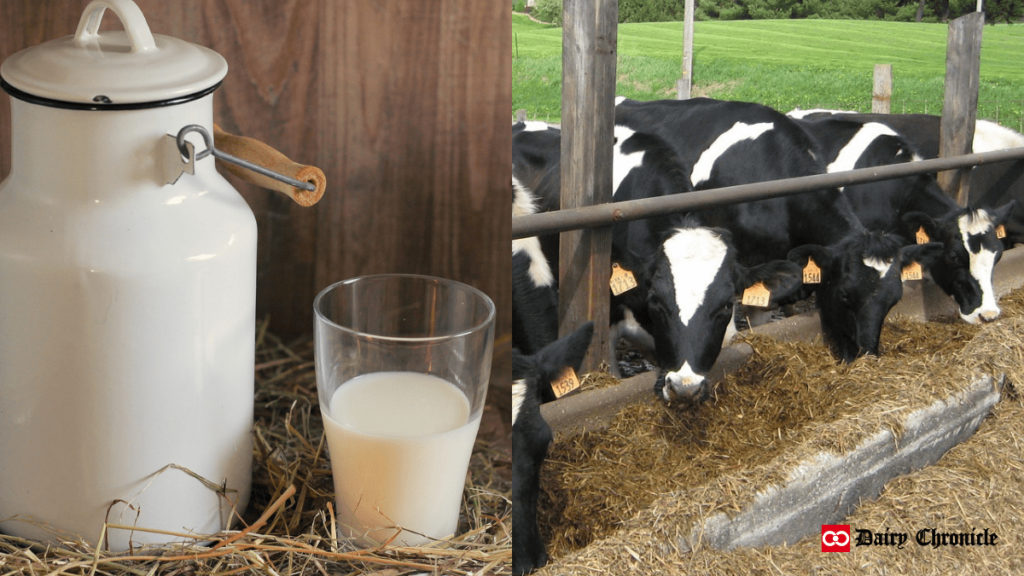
left=0, top=78, right=222, bottom=111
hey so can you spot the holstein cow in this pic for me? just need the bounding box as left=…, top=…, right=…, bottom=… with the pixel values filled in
left=513, top=119, right=804, bottom=401
left=511, top=121, right=679, bottom=377
left=614, top=97, right=943, bottom=372
left=512, top=121, right=561, bottom=359
left=608, top=124, right=804, bottom=401
left=791, top=114, right=1017, bottom=324
left=789, top=110, right=1024, bottom=244
left=512, top=322, right=594, bottom=576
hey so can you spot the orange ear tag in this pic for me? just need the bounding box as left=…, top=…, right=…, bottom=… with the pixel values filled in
left=551, top=367, right=581, bottom=398
left=915, top=226, right=930, bottom=244
left=996, top=224, right=1007, bottom=239
left=610, top=263, right=638, bottom=296
left=802, top=256, right=821, bottom=284
left=741, top=281, right=771, bottom=308
left=901, top=261, right=923, bottom=281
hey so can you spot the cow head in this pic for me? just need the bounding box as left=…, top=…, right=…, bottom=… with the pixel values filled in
left=902, top=201, right=1017, bottom=324
left=512, top=322, right=594, bottom=576
left=789, top=231, right=943, bottom=363
left=619, top=225, right=803, bottom=402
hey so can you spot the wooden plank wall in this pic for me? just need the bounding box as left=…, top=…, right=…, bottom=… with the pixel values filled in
left=0, top=1, right=511, bottom=418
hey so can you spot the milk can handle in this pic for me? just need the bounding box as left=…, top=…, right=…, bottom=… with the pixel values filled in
left=74, top=0, right=157, bottom=54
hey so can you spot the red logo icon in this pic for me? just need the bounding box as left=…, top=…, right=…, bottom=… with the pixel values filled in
left=822, top=525, right=851, bottom=552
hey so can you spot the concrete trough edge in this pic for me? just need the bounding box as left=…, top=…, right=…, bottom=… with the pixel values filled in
left=678, top=373, right=1003, bottom=552
left=542, top=244, right=1024, bottom=439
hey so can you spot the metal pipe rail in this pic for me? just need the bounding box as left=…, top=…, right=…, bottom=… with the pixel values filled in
left=512, top=147, right=1024, bottom=240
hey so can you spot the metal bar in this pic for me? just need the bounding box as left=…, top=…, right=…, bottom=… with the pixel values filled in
left=512, top=146, right=1024, bottom=239
left=208, top=147, right=317, bottom=192
left=175, top=125, right=317, bottom=192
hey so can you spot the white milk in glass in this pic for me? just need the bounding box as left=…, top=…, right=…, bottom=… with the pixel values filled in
left=322, top=371, right=481, bottom=547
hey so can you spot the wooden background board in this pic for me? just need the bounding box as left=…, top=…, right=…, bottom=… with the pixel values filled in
left=0, top=0, right=511, bottom=427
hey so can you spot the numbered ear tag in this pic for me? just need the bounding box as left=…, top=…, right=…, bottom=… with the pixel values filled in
left=610, top=263, right=638, bottom=296
left=802, top=256, right=821, bottom=284
left=996, top=224, right=1007, bottom=239
left=901, top=261, right=923, bottom=281
left=915, top=226, right=930, bottom=244
left=741, top=281, right=771, bottom=308
left=551, top=366, right=581, bottom=398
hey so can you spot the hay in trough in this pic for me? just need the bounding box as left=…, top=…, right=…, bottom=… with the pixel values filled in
left=0, top=321, right=512, bottom=575
left=537, top=287, right=1024, bottom=575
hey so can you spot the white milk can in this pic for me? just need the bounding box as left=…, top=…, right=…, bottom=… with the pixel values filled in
left=0, top=0, right=302, bottom=551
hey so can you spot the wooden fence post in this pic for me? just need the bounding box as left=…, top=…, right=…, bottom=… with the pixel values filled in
left=560, top=0, right=617, bottom=373
left=872, top=64, right=892, bottom=114
left=677, top=0, right=694, bottom=100
left=938, top=12, right=984, bottom=206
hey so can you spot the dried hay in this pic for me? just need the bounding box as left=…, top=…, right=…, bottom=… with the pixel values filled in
left=0, top=322, right=512, bottom=575
left=537, top=288, right=1024, bottom=575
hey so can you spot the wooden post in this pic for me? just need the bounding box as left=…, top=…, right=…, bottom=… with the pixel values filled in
left=938, top=12, right=984, bottom=206
left=560, top=0, right=617, bottom=373
left=677, top=0, right=694, bottom=100
left=872, top=64, right=892, bottom=114
left=516, top=109, right=527, bottom=123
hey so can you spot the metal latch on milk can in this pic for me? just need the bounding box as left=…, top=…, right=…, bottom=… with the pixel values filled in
left=164, top=124, right=326, bottom=207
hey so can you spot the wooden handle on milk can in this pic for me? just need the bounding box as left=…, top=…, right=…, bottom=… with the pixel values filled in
left=213, top=124, right=326, bottom=207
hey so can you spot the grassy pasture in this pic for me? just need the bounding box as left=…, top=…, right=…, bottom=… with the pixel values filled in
left=512, top=14, right=1024, bottom=130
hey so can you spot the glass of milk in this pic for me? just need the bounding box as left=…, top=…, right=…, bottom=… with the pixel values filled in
left=313, top=274, right=495, bottom=548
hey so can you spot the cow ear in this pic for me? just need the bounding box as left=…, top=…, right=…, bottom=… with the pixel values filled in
left=612, top=244, right=645, bottom=276
left=988, top=199, right=1018, bottom=226
left=902, top=211, right=939, bottom=244
left=900, top=241, right=943, bottom=271
left=788, top=244, right=831, bottom=269
left=736, top=260, right=804, bottom=304
left=710, top=226, right=734, bottom=245
left=535, top=321, right=595, bottom=385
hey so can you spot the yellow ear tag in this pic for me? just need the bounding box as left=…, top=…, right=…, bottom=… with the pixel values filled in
left=901, top=261, right=923, bottom=281
left=610, top=263, right=638, bottom=296
left=551, top=366, right=581, bottom=398
left=741, top=281, right=771, bottom=308
left=802, top=256, right=821, bottom=284
left=996, top=224, right=1007, bottom=239
left=915, top=226, right=930, bottom=244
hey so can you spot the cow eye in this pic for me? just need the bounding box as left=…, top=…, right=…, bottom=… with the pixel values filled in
left=947, top=250, right=960, bottom=264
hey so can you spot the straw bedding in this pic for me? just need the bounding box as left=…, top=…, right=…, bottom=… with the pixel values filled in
left=536, top=288, right=1024, bottom=576
left=0, top=323, right=512, bottom=575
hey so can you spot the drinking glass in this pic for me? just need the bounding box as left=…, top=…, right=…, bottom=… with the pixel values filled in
left=313, top=274, right=495, bottom=547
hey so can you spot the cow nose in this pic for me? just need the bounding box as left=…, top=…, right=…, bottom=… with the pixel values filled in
left=663, top=368, right=705, bottom=401
left=980, top=309, right=1000, bottom=323
left=963, top=307, right=1001, bottom=324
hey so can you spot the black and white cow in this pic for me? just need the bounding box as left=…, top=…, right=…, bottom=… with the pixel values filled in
left=513, top=177, right=559, bottom=357
left=789, top=110, right=1024, bottom=244
left=512, top=121, right=562, bottom=359
left=608, top=123, right=804, bottom=400
left=513, top=119, right=805, bottom=401
left=512, top=322, right=594, bottom=576
left=791, top=113, right=1018, bottom=324
left=614, top=97, right=944, bottom=368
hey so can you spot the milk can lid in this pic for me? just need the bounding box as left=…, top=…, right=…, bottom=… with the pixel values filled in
left=0, top=0, right=227, bottom=109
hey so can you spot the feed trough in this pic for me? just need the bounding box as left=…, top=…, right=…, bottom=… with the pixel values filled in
left=534, top=246, right=1024, bottom=575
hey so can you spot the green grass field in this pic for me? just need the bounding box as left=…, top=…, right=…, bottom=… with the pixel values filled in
left=512, top=14, right=1024, bottom=130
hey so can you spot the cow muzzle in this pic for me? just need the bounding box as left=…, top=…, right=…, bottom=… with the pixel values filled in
left=661, top=362, right=706, bottom=402
left=961, top=305, right=1000, bottom=325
